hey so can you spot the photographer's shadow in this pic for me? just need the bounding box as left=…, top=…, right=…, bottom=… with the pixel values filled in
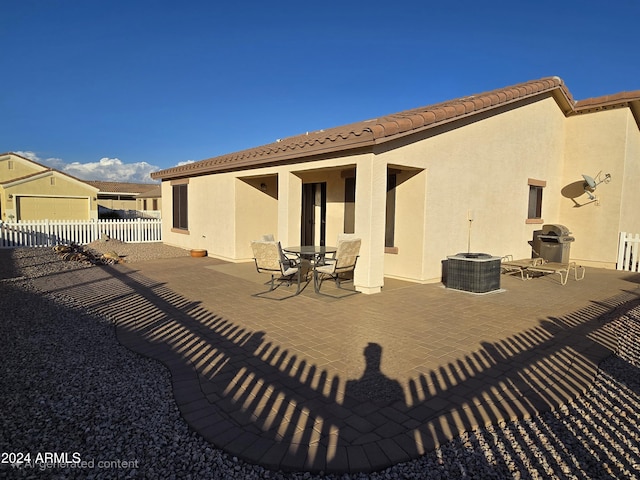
left=344, top=342, right=405, bottom=405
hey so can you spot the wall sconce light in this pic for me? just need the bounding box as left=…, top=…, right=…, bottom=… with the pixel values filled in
left=260, top=183, right=267, bottom=192
left=93, top=197, right=97, bottom=201
left=8, top=194, right=13, bottom=199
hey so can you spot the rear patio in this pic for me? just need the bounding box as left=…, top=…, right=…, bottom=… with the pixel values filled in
left=29, top=254, right=640, bottom=473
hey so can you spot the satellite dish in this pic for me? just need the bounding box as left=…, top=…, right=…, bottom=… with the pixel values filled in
left=581, top=172, right=612, bottom=201
left=582, top=174, right=597, bottom=189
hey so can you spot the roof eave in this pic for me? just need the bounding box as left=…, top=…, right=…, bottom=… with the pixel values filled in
left=571, top=93, right=640, bottom=129
left=151, top=133, right=375, bottom=180
left=1, top=169, right=99, bottom=191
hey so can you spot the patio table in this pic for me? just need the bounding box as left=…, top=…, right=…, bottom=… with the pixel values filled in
left=283, top=245, right=337, bottom=264
left=283, top=245, right=338, bottom=269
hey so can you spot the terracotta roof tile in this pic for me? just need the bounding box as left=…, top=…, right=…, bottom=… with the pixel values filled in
left=85, top=180, right=159, bottom=194
left=574, top=90, right=640, bottom=111
left=151, top=76, right=640, bottom=180
left=136, top=185, right=161, bottom=198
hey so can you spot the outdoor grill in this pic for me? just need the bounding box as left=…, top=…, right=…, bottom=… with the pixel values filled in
left=446, top=253, right=501, bottom=294
left=533, top=224, right=575, bottom=263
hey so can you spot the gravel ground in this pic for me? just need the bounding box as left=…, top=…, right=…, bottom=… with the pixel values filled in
left=1, top=245, right=639, bottom=479
left=85, top=238, right=191, bottom=263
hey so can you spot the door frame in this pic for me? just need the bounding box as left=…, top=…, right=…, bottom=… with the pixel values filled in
left=301, top=182, right=326, bottom=246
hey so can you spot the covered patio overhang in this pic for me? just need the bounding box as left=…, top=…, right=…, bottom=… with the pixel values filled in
left=239, top=156, right=426, bottom=294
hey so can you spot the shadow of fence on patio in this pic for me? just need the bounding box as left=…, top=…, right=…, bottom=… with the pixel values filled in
left=29, top=260, right=640, bottom=475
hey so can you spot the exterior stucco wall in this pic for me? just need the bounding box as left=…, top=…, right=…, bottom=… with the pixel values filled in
left=136, top=196, right=162, bottom=212
left=0, top=154, right=46, bottom=183
left=380, top=96, right=567, bottom=282
left=559, top=109, right=632, bottom=268
left=2, top=172, right=98, bottom=221
left=619, top=114, right=640, bottom=235
left=379, top=168, right=428, bottom=281
left=235, top=175, right=278, bottom=259
left=162, top=175, right=235, bottom=259
left=161, top=170, right=279, bottom=260
left=98, top=198, right=138, bottom=211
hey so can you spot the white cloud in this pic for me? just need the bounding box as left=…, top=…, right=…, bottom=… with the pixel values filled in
left=176, top=160, right=195, bottom=166
left=15, top=151, right=160, bottom=183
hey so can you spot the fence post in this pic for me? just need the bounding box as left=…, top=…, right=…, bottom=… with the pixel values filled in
left=45, top=219, right=52, bottom=246
left=633, top=233, right=640, bottom=273
left=617, top=232, right=626, bottom=271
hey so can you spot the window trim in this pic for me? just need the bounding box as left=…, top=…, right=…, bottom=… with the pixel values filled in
left=385, top=172, right=397, bottom=249
left=171, top=180, right=189, bottom=232
left=526, top=178, right=546, bottom=224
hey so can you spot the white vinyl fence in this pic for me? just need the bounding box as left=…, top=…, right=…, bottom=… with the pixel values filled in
left=0, top=218, right=162, bottom=248
left=617, top=232, right=640, bottom=272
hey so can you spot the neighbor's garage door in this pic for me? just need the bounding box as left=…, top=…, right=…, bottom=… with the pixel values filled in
left=17, top=196, right=88, bottom=221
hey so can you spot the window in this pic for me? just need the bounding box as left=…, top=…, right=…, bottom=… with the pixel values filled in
left=343, top=176, right=355, bottom=234
left=527, top=179, right=545, bottom=223
left=385, top=173, right=397, bottom=248
left=8, top=160, right=14, bottom=170
left=172, top=183, right=188, bottom=230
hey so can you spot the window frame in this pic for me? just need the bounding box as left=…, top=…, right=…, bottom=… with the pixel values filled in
left=385, top=172, right=397, bottom=249
left=526, top=178, right=546, bottom=224
left=171, top=180, right=189, bottom=232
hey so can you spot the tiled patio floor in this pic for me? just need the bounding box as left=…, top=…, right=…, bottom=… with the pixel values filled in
left=30, top=255, right=640, bottom=473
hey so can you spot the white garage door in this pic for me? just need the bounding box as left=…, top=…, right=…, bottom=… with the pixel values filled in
left=17, top=196, right=89, bottom=221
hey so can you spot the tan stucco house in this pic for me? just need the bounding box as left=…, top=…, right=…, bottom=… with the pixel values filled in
left=84, top=181, right=162, bottom=217
left=151, top=77, right=640, bottom=294
left=0, top=152, right=99, bottom=221
left=135, top=185, right=162, bottom=215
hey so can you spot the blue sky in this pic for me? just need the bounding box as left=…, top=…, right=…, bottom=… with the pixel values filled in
left=2, top=0, right=639, bottom=182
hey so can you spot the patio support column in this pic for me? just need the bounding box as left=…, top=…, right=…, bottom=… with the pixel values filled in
left=354, top=157, right=386, bottom=294
left=277, top=170, right=302, bottom=246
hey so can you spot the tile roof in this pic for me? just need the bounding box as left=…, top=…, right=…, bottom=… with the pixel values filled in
left=149, top=77, right=640, bottom=180
left=135, top=185, right=161, bottom=198
left=84, top=181, right=160, bottom=195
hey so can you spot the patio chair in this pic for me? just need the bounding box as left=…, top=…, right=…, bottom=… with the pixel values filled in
left=526, top=261, right=585, bottom=286
left=500, top=255, right=546, bottom=280
left=260, top=234, right=300, bottom=264
left=251, top=240, right=303, bottom=299
left=314, top=238, right=361, bottom=295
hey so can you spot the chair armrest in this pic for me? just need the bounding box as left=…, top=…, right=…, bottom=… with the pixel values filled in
left=283, top=253, right=300, bottom=268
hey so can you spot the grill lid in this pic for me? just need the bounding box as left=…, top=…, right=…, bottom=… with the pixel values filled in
left=538, top=234, right=575, bottom=243
left=542, top=224, right=571, bottom=236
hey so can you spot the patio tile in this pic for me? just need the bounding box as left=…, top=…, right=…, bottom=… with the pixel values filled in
left=324, top=446, right=349, bottom=474
left=346, top=445, right=371, bottom=472
left=31, top=254, right=640, bottom=475
left=361, top=441, right=391, bottom=472
left=257, top=442, right=289, bottom=471
left=375, top=438, right=412, bottom=464
left=373, top=420, right=408, bottom=438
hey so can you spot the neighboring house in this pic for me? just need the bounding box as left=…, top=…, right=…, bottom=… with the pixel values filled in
left=151, top=77, right=640, bottom=294
left=0, top=152, right=99, bottom=221
left=135, top=185, right=162, bottom=216
left=84, top=181, right=162, bottom=217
